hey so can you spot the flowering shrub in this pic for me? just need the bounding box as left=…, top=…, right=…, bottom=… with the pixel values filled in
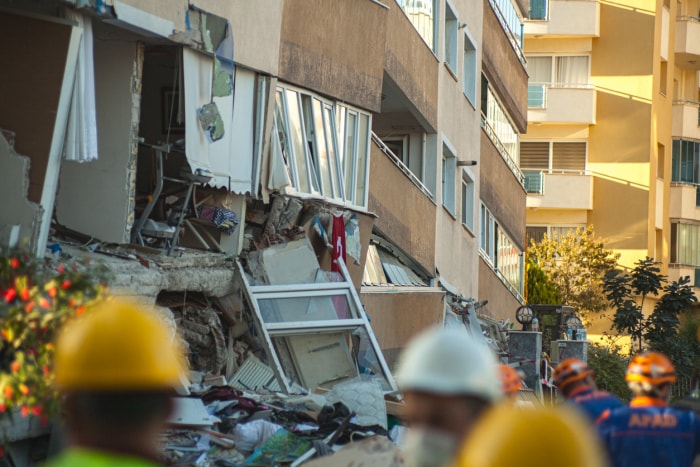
left=0, top=249, right=107, bottom=422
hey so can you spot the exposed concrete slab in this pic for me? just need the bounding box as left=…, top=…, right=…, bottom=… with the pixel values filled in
left=0, top=134, right=43, bottom=250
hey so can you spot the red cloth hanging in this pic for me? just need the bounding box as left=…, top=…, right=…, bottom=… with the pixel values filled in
left=331, top=213, right=346, bottom=273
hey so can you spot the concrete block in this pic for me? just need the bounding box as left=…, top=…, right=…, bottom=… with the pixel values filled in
left=551, top=340, right=589, bottom=365
left=508, top=331, right=542, bottom=391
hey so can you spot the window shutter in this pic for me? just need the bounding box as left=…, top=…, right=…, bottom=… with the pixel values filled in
left=552, top=142, right=586, bottom=171
left=520, top=142, right=550, bottom=169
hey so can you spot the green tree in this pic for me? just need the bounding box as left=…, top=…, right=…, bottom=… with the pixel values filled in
left=587, top=339, right=631, bottom=402
left=603, top=257, right=698, bottom=354
left=527, top=226, right=619, bottom=320
left=525, top=257, right=560, bottom=305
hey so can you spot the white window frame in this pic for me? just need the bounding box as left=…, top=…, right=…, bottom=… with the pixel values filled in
left=444, top=0, right=459, bottom=74
left=461, top=168, right=475, bottom=233
left=442, top=137, right=457, bottom=216
left=273, top=83, right=371, bottom=209
left=526, top=54, right=592, bottom=88
left=463, top=29, right=478, bottom=107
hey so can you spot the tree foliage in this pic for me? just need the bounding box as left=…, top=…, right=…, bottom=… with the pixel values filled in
left=525, top=257, right=560, bottom=305
left=527, top=226, right=619, bottom=319
left=603, top=257, right=698, bottom=354
left=587, top=340, right=631, bottom=402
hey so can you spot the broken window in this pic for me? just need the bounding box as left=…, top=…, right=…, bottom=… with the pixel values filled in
left=235, top=239, right=395, bottom=393
left=273, top=84, right=371, bottom=209
left=362, top=234, right=432, bottom=287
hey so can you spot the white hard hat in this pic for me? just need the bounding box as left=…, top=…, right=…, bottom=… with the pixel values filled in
left=395, top=326, right=502, bottom=402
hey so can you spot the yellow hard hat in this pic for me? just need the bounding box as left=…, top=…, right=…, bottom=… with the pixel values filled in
left=55, top=298, right=187, bottom=391
left=458, top=404, right=608, bottom=467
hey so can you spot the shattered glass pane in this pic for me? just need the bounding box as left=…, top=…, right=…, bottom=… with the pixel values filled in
left=257, top=294, right=357, bottom=323
left=350, top=327, right=392, bottom=391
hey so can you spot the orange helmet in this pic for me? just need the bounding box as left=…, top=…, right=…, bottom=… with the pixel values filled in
left=499, top=364, right=523, bottom=395
left=626, top=352, right=676, bottom=386
left=553, top=358, right=593, bottom=391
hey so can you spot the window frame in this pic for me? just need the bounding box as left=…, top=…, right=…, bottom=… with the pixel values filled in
left=461, top=168, right=475, bottom=233
left=519, top=139, right=588, bottom=173
left=526, top=54, right=592, bottom=88
left=273, top=83, right=372, bottom=210
left=444, top=0, right=459, bottom=75
left=442, top=137, right=458, bottom=216
left=462, top=28, right=478, bottom=107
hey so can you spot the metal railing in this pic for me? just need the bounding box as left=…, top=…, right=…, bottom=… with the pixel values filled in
left=488, top=0, right=526, bottom=66
left=523, top=171, right=544, bottom=193
left=371, top=132, right=436, bottom=202
left=670, top=181, right=700, bottom=207
left=480, top=115, right=526, bottom=188
left=677, top=15, right=700, bottom=23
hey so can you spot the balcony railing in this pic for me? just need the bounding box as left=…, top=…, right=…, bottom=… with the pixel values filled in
left=488, top=0, right=526, bottom=66
left=371, top=132, right=435, bottom=202
left=673, top=100, right=700, bottom=127
left=481, top=115, right=526, bottom=188
left=528, top=84, right=547, bottom=108
left=524, top=171, right=544, bottom=193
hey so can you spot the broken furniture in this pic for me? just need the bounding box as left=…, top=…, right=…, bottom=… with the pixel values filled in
left=132, top=142, right=212, bottom=255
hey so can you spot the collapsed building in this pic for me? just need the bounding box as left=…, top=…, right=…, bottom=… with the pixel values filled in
left=0, top=0, right=540, bottom=462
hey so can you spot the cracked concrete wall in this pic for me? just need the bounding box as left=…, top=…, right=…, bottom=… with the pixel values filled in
left=55, top=27, right=142, bottom=243
left=0, top=134, right=43, bottom=249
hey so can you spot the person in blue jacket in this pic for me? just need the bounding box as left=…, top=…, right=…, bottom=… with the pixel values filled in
left=597, top=352, right=700, bottom=467
left=554, top=358, right=623, bottom=421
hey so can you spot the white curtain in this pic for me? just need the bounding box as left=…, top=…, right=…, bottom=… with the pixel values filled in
left=63, top=11, right=98, bottom=162
left=527, top=56, right=553, bottom=84
left=555, top=56, right=589, bottom=87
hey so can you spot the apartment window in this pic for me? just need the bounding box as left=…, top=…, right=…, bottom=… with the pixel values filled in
left=384, top=136, right=409, bottom=166
left=526, top=225, right=585, bottom=244
left=529, top=0, right=547, bottom=20
left=461, top=169, right=475, bottom=232
left=463, top=31, right=477, bottom=106
left=671, top=223, right=700, bottom=267
left=398, top=0, right=439, bottom=54
left=658, top=143, right=665, bottom=179
left=660, top=60, right=668, bottom=96
left=481, top=203, right=524, bottom=294
left=483, top=84, right=520, bottom=165
left=671, top=139, right=700, bottom=184
left=520, top=141, right=587, bottom=172
left=527, top=55, right=590, bottom=108
left=273, top=85, right=371, bottom=208
left=526, top=226, right=547, bottom=245
left=444, top=1, right=458, bottom=73
left=442, top=141, right=457, bottom=215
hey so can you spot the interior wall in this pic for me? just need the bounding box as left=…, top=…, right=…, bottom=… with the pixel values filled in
left=56, top=30, right=141, bottom=243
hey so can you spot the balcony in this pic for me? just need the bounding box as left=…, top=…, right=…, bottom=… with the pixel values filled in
left=675, top=16, right=700, bottom=69
left=528, top=85, right=596, bottom=124
left=525, top=0, right=600, bottom=38
left=670, top=182, right=700, bottom=221
left=672, top=101, right=700, bottom=139
left=668, top=264, right=700, bottom=289
left=525, top=171, right=593, bottom=210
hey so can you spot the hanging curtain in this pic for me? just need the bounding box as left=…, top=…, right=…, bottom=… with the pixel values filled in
left=63, top=10, right=98, bottom=162
left=555, top=56, right=589, bottom=87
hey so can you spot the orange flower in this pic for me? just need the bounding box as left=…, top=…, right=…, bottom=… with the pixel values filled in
left=42, top=365, right=50, bottom=376
left=20, top=406, right=29, bottom=417
left=61, top=280, right=71, bottom=290
left=10, top=258, right=19, bottom=269
left=3, top=386, right=12, bottom=400
left=10, top=361, right=19, bottom=373
left=18, top=384, right=29, bottom=396
left=68, top=298, right=76, bottom=307
left=38, top=298, right=50, bottom=309
left=57, top=264, right=65, bottom=274
left=76, top=306, right=86, bottom=316
left=3, top=288, right=16, bottom=302
left=0, top=403, right=7, bottom=412
left=25, top=301, right=34, bottom=313
left=47, top=286, right=56, bottom=298
left=19, top=287, right=29, bottom=301
left=31, top=405, right=42, bottom=417
left=0, top=330, right=8, bottom=342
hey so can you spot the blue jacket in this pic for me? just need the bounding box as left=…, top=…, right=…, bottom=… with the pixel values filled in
left=597, top=397, right=700, bottom=467
left=568, top=387, right=624, bottom=422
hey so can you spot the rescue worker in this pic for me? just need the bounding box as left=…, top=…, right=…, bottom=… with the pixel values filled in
left=458, top=403, right=608, bottom=467
left=554, top=358, right=623, bottom=421
left=498, top=364, right=523, bottom=401
left=597, top=351, right=700, bottom=467
left=44, top=299, right=187, bottom=467
left=394, top=326, right=501, bottom=467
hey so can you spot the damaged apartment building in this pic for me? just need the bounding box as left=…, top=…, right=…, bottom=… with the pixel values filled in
left=0, top=0, right=529, bottom=385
